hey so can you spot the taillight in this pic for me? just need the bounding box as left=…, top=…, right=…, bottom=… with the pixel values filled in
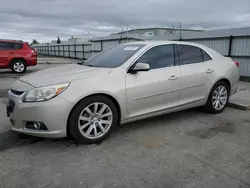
left=234, top=60, right=240, bottom=68
left=31, top=49, right=37, bottom=56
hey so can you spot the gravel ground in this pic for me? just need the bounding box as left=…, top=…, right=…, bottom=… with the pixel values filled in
left=0, top=107, right=249, bottom=188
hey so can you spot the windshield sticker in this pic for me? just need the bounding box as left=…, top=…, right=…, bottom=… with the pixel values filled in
left=124, top=47, right=139, bottom=51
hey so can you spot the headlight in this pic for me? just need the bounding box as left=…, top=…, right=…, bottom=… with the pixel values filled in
left=22, top=83, right=70, bottom=102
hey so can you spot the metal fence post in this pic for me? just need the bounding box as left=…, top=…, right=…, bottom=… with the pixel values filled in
left=63, top=45, right=65, bottom=57
left=82, top=44, right=85, bottom=59
left=68, top=45, right=70, bottom=58
left=100, top=41, right=103, bottom=51
left=74, top=44, right=77, bottom=59
left=228, top=35, right=233, bottom=57
left=58, top=46, right=60, bottom=56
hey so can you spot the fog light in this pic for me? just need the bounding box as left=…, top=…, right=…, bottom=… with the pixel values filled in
left=26, top=121, right=48, bottom=130
left=34, top=122, right=41, bottom=129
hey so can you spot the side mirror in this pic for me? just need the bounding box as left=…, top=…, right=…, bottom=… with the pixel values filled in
left=130, top=63, right=150, bottom=73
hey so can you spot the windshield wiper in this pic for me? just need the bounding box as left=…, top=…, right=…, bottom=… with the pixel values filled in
left=77, top=62, right=84, bottom=65
left=77, top=58, right=86, bottom=65
left=84, top=64, right=99, bottom=67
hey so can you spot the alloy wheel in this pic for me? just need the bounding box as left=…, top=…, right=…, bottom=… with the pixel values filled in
left=13, top=62, right=25, bottom=73
left=212, top=85, right=228, bottom=110
left=78, top=102, right=113, bottom=139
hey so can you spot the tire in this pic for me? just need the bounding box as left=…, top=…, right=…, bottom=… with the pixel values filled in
left=11, top=60, right=27, bottom=73
left=68, top=95, right=118, bottom=144
left=204, top=81, right=229, bottom=114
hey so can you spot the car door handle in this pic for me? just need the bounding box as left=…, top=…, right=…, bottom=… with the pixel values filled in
left=169, top=75, right=178, bottom=80
left=206, top=69, right=214, bottom=73
left=9, top=52, right=14, bottom=54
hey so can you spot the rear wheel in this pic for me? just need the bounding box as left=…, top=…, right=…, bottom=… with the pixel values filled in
left=204, top=81, right=229, bottom=114
left=68, top=95, right=118, bottom=144
left=11, top=60, right=27, bottom=73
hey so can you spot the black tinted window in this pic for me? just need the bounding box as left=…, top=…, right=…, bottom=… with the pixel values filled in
left=137, top=45, right=175, bottom=69
left=13, top=43, right=23, bottom=49
left=178, top=45, right=203, bottom=65
left=0, top=42, right=22, bottom=50
left=84, top=44, right=145, bottom=68
left=202, top=50, right=212, bottom=61
left=0, top=42, right=11, bottom=50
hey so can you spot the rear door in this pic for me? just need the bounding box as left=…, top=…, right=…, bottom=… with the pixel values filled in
left=126, top=44, right=181, bottom=118
left=177, top=44, right=211, bottom=105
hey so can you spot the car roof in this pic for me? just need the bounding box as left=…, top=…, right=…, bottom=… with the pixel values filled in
left=129, top=40, right=215, bottom=53
left=128, top=40, right=202, bottom=46
left=0, top=39, right=23, bottom=43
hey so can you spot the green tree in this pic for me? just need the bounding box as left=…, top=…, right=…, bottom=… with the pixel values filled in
left=31, top=39, right=39, bottom=45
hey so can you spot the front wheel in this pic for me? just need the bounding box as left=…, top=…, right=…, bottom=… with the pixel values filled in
left=204, top=81, right=229, bottom=114
left=68, top=95, right=118, bottom=144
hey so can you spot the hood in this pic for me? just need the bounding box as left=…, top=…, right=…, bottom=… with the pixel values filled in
left=19, top=64, right=111, bottom=87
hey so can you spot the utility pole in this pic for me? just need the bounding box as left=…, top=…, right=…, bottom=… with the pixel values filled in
left=179, top=22, right=182, bottom=41
left=126, top=25, right=129, bottom=43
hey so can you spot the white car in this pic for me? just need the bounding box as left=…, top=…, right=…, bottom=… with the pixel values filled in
left=6, top=41, right=240, bottom=144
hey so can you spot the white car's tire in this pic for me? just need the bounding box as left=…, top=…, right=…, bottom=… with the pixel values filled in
left=204, top=81, right=230, bottom=114
left=68, top=95, right=118, bottom=144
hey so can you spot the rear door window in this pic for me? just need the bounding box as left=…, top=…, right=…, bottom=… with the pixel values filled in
left=177, top=45, right=203, bottom=65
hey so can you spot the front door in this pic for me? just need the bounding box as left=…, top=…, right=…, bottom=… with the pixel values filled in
left=126, top=44, right=181, bottom=118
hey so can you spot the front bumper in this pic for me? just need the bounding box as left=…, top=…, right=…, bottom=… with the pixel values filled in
left=7, top=90, right=73, bottom=138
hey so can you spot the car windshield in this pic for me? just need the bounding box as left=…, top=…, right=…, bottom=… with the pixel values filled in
left=82, top=44, right=145, bottom=68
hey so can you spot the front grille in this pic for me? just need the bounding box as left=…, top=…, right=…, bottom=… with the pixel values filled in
left=11, top=89, right=24, bottom=96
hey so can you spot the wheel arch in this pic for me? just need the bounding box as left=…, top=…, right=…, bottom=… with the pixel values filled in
left=9, top=58, right=27, bottom=68
left=211, top=78, right=231, bottom=95
left=206, top=77, right=232, bottom=103
left=218, top=78, right=231, bottom=94
left=66, top=93, right=122, bottom=137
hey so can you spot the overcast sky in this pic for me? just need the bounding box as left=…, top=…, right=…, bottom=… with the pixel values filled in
left=1, top=0, right=250, bottom=42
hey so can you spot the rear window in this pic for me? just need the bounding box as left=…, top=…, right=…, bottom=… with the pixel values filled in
left=201, top=50, right=212, bottom=61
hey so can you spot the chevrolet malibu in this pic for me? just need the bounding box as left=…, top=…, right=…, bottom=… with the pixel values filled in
left=6, top=41, right=240, bottom=144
